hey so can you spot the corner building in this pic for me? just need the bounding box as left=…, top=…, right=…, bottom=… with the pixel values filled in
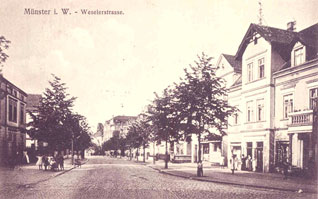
left=225, top=22, right=318, bottom=172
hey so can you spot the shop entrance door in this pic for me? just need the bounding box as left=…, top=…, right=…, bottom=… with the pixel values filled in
left=256, top=142, right=263, bottom=172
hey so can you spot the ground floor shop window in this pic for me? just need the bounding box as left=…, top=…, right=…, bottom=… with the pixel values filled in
left=276, top=141, right=289, bottom=166
left=203, top=144, right=209, bottom=154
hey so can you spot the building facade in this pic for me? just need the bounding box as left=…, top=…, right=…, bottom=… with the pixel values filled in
left=225, top=22, right=318, bottom=173
left=0, top=75, right=27, bottom=166
left=103, top=115, right=137, bottom=142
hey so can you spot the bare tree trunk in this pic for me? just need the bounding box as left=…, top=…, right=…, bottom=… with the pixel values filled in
left=143, top=144, right=146, bottom=163
left=197, top=133, right=202, bottom=177
left=165, top=138, right=168, bottom=169
left=198, top=133, right=201, bottom=163
left=153, top=141, right=156, bottom=165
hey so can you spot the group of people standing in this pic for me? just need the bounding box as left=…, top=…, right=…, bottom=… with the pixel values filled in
left=231, top=154, right=256, bottom=171
left=36, top=153, right=64, bottom=171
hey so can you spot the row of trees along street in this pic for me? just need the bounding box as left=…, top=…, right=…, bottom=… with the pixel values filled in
left=27, top=75, right=92, bottom=159
left=102, top=53, right=238, bottom=176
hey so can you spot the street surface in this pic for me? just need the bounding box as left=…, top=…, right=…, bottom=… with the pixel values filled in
left=1, top=156, right=316, bottom=199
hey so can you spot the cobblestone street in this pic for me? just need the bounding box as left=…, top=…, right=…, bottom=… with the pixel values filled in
left=1, top=156, right=316, bottom=199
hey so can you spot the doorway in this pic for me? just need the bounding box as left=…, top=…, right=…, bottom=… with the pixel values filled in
left=256, top=142, right=263, bottom=172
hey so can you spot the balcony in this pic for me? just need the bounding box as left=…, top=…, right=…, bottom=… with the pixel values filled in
left=288, top=110, right=313, bottom=133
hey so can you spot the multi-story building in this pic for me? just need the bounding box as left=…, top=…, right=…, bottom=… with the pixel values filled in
left=103, top=115, right=137, bottom=141
left=0, top=75, right=27, bottom=166
left=225, top=22, right=318, bottom=173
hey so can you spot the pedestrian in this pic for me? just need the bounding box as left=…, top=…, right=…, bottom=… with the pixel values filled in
left=246, top=155, right=252, bottom=171
left=23, top=151, right=30, bottom=164
left=43, top=155, right=49, bottom=171
left=58, top=154, right=64, bottom=171
left=197, top=161, right=203, bottom=177
left=230, top=154, right=236, bottom=174
left=241, top=154, right=246, bottom=171
left=220, top=156, right=225, bottom=169
left=14, top=151, right=21, bottom=169
left=252, top=157, right=257, bottom=171
left=282, top=160, right=289, bottom=180
left=36, top=154, right=43, bottom=170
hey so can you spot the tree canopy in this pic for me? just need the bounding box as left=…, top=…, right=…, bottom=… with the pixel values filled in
left=27, top=75, right=92, bottom=152
left=0, top=36, right=10, bottom=66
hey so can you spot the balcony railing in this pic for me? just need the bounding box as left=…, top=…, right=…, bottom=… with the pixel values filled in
left=289, top=110, right=313, bottom=126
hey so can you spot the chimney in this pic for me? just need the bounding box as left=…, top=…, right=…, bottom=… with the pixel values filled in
left=287, top=21, right=296, bottom=31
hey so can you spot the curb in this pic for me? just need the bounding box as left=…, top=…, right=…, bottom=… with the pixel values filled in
left=147, top=165, right=317, bottom=194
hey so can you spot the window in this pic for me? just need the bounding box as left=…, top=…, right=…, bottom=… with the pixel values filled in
left=258, top=58, right=265, bottom=78
left=213, top=143, right=220, bottom=152
left=310, top=88, right=318, bottom=110
left=247, top=101, right=254, bottom=122
left=283, top=94, right=293, bottom=119
left=247, top=63, right=253, bottom=82
left=9, top=98, right=18, bottom=123
left=257, top=99, right=264, bottom=121
left=203, top=144, right=209, bottom=154
left=20, top=103, right=25, bottom=124
left=294, top=47, right=304, bottom=66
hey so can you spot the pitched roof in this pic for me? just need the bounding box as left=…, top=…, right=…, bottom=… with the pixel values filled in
left=298, top=23, right=318, bottom=49
left=222, top=54, right=242, bottom=73
left=26, top=94, right=41, bottom=111
left=235, top=23, right=298, bottom=59
left=231, top=75, right=242, bottom=87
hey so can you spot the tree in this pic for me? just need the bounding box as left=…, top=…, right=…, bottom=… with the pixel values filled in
left=27, top=75, right=77, bottom=152
left=132, top=115, right=154, bottom=162
left=125, top=124, right=140, bottom=160
left=148, top=88, right=181, bottom=169
left=0, top=36, right=10, bottom=70
left=102, top=133, right=127, bottom=157
left=71, top=115, right=92, bottom=157
left=174, top=53, right=237, bottom=176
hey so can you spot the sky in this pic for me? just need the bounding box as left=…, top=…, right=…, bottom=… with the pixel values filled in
left=0, top=0, right=317, bottom=132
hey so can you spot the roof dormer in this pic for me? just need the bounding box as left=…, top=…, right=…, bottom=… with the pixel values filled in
left=291, top=41, right=306, bottom=67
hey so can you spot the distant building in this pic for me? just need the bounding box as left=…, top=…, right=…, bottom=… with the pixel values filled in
left=0, top=75, right=27, bottom=166
left=103, top=115, right=137, bottom=141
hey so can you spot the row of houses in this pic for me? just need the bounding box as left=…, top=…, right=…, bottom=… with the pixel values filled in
left=98, top=21, right=318, bottom=174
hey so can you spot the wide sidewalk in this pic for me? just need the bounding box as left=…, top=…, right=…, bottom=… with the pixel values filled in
left=143, top=159, right=318, bottom=194
left=0, top=158, right=86, bottom=188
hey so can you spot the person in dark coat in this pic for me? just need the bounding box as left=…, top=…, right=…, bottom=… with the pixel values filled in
left=197, top=161, right=203, bottom=177
left=58, top=154, right=64, bottom=170
left=43, top=155, right=49, bottom=171
left=282, top=160, right=289, bottom=180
